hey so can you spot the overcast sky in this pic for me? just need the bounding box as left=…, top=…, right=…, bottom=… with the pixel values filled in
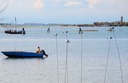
left=0, top=0, right=128, bottom=24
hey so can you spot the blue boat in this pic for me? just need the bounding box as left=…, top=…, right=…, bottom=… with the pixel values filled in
left=1, top=51, right=44, bottom=58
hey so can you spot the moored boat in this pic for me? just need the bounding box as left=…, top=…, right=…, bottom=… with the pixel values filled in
left=5, top=28, right=26, bottom=35
left=4, top=17, right=26, bottom=35
left=1, top=51, right=44, bottom=58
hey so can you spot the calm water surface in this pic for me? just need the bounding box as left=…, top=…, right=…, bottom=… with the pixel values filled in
left=0, top=26, right=128, bottom=83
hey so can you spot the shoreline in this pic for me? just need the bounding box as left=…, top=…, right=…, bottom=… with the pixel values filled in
left=0, top=25, right=128, bottom=28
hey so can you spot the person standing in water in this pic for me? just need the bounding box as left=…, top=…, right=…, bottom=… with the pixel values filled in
left=47, top=28, right=50, bottom=33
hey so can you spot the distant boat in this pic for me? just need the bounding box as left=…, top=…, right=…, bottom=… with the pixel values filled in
left=1, top=51, right=44, bottom=58
left=5, top=28, right=26, bottom=34
left=4, top=17, right=26, bottom=35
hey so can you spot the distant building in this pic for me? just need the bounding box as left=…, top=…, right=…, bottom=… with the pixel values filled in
left=121, top=16, right=123, bottom=23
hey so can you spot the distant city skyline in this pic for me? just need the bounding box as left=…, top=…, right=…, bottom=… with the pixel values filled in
left=0, top=0, right=128, bottom=24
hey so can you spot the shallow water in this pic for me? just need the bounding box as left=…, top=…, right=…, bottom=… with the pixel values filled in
left=0, top=26, right=128, bottom=83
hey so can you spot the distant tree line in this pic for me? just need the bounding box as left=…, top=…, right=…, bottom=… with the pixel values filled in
left=93, top=22, right=128, bottom=27
left=1, top=21, right=128, bottom=27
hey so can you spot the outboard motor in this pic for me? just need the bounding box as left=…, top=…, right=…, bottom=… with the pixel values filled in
left=41, top=50, right=48, bottom=57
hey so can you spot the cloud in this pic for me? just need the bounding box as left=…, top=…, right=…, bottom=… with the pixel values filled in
left=86, top=0, right=128, bottom=9
left=34, top=0, right=44, bottom=10
left=87, top=0, right=102, bottom=8
left=52, top=0, right=61, bottom=3
left=106, top=0, right=128, bottom=8
left=64, top=1, right=81, bottom=6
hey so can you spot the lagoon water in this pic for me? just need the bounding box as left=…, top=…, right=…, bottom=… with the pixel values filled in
left=0, top=26, right=128, bottom=83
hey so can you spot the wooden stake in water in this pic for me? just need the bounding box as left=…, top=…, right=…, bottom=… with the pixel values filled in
left=55, top=34, right=59, bottom=83
left=80, top=30, right=83, bottom=83
left=104, top=37, right=112, bottom=83
left=104, top=27, right=124, bottom=83
left=112, top=28, right=124, bottom=83
left=65, top=40, right=70, bottom=83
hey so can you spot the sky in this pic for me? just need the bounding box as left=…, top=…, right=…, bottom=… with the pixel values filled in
left=0, top=0, right=128, bottom=24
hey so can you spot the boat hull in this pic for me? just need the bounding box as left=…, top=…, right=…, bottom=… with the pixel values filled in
left=1, top=51, right=44, bottom=58
left=4, top=28, right=26, bottom=35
